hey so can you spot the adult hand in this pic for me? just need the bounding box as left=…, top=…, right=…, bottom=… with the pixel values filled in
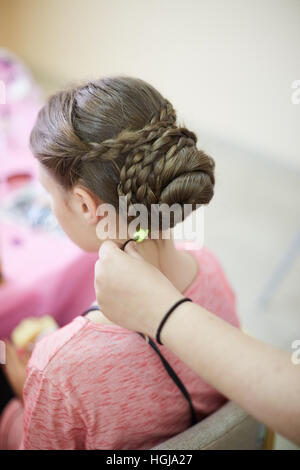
left=3, top=341, right=31, bottom=402
left=94, top=240, right=183, bottom=337
left=94, top=241, right=300, bottom=445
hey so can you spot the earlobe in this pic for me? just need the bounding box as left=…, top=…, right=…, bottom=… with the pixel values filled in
left=86, top=208, right=100, bottom=225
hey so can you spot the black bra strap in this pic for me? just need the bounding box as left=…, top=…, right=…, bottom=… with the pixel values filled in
left=81, top=305, right=102, bottom=316
left=138, top=333, right=197, bottom=426
left=82, top=305, right=197, bottom=426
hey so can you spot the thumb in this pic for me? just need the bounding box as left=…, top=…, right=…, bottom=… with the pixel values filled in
left=98, top=240, right=121, bottom=259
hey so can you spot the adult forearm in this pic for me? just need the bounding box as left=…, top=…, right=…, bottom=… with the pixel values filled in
left=159, top=301, right=300, bottom=444
left=95, top=241, right=300, bottom=444
left=161, top=303, right=300, bottom=442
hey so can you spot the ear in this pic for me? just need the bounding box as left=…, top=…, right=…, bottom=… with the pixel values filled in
left=72, top=185, right=101, bottom=225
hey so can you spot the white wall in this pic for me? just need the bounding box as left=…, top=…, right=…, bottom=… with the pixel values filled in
left=1, top=0, right=299, bottom=169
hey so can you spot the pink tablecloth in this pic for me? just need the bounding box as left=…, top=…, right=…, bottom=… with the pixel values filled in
left=0, top=103, right=97, bottom=339
left=0, top=221, right=97, bottom=339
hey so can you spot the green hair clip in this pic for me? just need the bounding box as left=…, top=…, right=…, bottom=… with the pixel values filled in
left=133, top=228, right=149, bottom=243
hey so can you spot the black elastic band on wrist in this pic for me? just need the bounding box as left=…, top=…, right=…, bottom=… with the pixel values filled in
left=156, top=298, right=192, bottom=345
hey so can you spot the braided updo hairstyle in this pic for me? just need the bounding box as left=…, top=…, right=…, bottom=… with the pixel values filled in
left=30, top=76, right=215, bottom=231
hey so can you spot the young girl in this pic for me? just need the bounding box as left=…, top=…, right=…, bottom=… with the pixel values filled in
left=0, top=76, right=240, bottom=450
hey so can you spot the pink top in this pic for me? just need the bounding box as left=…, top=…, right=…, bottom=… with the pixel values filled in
left=0, top=246, right=240, bottom=450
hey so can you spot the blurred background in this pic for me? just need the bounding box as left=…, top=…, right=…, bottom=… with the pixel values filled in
left=0, top=0, right=299, bottom=449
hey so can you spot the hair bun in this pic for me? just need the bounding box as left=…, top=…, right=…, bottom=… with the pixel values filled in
left=30, top=75, right=216, bottom=232
left=117, top=124, right=215, bottom=229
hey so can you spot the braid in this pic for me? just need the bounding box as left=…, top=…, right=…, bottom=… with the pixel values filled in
left=117, top=125, right=198, bottom=207
left=80, top=101, right=176, bottom=162
left=74, top=100, right=214, bottom=221
left=30, top=76, right=216, bottom=231
left=75, top=100, right=184, bottom=206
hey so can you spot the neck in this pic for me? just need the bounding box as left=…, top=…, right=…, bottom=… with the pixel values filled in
left=91, top=235, right=198, bottom=326
left=133, top=237, right=198, bottom=294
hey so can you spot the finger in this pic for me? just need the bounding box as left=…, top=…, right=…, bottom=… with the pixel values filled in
left=5, top=340, right=30, bottom=367
left=4, top=340, right=21, bottom=365
left=4, top=340, right=17, bottom=359
left=98, top=240, right=121, bottom=259
left=123, top=240, right=142, bottom=259
left=2, top=342, right=20, bottom=380
left=17, top=348, right=32, bottom=365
